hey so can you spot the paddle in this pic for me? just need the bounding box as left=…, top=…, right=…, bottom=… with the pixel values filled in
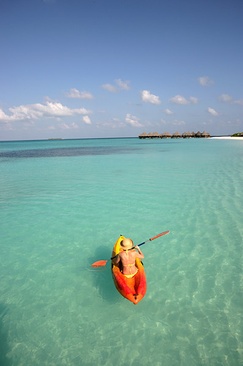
left=91, top=230, right=170, bottom=268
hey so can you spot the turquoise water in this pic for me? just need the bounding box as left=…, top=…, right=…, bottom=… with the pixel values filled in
left=0, top=137, right=242, bottom=366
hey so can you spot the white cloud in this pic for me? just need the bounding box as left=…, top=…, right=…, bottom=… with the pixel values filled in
left=218, top=94, right=243, bottom=105
left=198, top=76, right=214, bottom=86
left=234, top=99, right=243, bottom=105
left=82, top=115, right=92, bottom=125
left=60, top=122, right=79, bottom=130
left=0, top=109, right=9, bottom=121
left=189, top=96, right=198, bottom=104
left=170, top=95, right=189, bottom=105
left=115, top=79, right=130, bottom=90
left=164, top=108, right=173, bottom=115
left=102, top=79, right=130, bottom=93
left=172, top=120, right=185, bottom=126
left=219, top=94, right=233, bottom=103
left=141, top=90, right=161, bottom=105
left=67, top=88, right=93, bottom=99
left=125, top=113, right=142, bottom=127
left=207, top=107, right=219, bottom=116
left=0, top=101, right=91, bottom=123
left=102, top=83, right=117, bottom=92
left=160, top=119, right=167, bottom=124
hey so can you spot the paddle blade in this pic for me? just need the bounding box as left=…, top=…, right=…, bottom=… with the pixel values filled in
left=138, top=230, right=170, bottom=247
left=91, top=260, right=108, bottom=268
left=150, top=230, right=170, bottom=241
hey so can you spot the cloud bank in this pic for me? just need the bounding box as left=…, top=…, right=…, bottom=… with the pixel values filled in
left=0, top=101, right=91, bottom=123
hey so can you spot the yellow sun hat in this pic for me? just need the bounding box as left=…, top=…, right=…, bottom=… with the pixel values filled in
left=121, top=238, right=134, bottom=249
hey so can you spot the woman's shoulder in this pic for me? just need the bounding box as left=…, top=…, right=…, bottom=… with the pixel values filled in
left=119, top=250, right=134, bottom=258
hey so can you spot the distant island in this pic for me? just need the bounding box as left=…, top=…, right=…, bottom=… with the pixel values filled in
left=48, top=138, right=63, bottom=140
left=231, top=132, right=243, bottom=137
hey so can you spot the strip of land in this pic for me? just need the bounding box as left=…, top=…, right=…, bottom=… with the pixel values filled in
left=211, top=136, right=243, bottom=140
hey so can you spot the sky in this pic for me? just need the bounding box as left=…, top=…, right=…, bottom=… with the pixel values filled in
left=0, top=0, right=243, bottom=140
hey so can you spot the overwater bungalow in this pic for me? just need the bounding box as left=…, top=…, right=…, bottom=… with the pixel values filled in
left=171, top=131, right=182, bottom=138
left=139, top=131, right=211, bottom=139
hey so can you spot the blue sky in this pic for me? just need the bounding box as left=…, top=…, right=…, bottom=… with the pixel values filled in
left=0, top=0, right=242, bottom=140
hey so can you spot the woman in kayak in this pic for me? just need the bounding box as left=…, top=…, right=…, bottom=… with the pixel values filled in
left=114, top=238, right=144, bottom=278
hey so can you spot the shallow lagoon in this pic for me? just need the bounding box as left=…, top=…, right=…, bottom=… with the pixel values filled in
left=0, top=138, right=242, bottom=365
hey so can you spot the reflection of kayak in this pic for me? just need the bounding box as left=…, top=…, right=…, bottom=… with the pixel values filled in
left=111, top=235, right=147, bottom=304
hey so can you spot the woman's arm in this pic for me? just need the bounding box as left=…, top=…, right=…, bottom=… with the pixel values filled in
left=114, top=254, right=120, bottom=264
left=135, top=246, right=144, bottom=259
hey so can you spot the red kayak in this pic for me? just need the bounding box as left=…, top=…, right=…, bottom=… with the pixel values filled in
left=111, top=235, right=147, bottom=304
